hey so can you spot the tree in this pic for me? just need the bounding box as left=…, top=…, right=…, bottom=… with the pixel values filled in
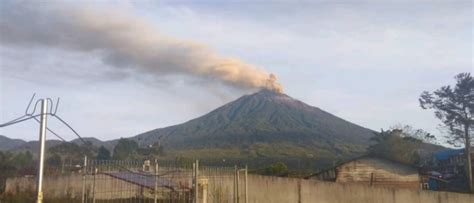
left=112, top=138, right=139, bottom=160
left=368, top=128, right=425, bottom=166
left=264, top=162, right=288, bottom=176
left=46, top=154, right=62, bottom=167
left=389, top=124, right=437, bottom=145
left=419, top=72, right=474, bottom=192
left=96, top=146, right=111, bottom=160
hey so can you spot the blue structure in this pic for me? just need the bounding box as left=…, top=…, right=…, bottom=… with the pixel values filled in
left=434, top=149, right=464, bottom=162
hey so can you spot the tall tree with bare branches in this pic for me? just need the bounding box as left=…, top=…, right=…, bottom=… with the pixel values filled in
left=419, top=72, right=474, bottom=192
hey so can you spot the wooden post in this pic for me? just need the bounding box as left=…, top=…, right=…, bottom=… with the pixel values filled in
left=370, top=173, right=374, bottom=186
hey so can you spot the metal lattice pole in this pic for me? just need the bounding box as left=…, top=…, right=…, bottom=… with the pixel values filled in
left=36, top=99, right=48, bottom=203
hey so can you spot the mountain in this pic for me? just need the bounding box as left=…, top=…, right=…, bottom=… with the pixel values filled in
left=0, top=136, right=109, bottom=158
left=0, top=135, right=26, bottom=151
left=132, top=90, right=376, bottom=169
left=8, top=140, right=63, bottom=155
left=71, top=137, right=107, bottom=147
left=71, top=137, right=115, bottom=152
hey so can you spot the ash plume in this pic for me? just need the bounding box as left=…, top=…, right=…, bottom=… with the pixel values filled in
left=0, top=3, right=283, bottom=93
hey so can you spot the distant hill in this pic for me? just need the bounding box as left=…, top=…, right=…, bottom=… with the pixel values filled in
left=71, top=137, right=116, bottom=153
left=132, top=90, right=376, bottom=169
left=0, top=135, right=26, bottom=151
left=6, top=140, right=63, bottom=158
left=0, top=135, right=110, bottom=157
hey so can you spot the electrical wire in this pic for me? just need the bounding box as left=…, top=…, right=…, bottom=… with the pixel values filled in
left=51, top=114, right=88, bottom=145
left=0, top=114, right=43, bottom=127
left=1, top=95, right=89, bottom=155
left=32, top=117, right=67, bottom=142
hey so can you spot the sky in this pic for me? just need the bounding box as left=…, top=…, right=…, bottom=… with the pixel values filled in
left=0, top=0, right=472, bottom=146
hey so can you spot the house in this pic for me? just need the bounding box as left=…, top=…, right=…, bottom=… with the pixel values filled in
left=309, top=156, right=421, bottom=189
left=431, top=148, right=474, bottom=192
left=433, top=148, right=474, bottom=176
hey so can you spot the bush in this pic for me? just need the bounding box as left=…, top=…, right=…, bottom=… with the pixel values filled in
left=264, top=162, right=289, bottom=176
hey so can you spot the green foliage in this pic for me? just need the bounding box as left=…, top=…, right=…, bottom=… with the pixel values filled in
left=264, top=162, right=289, bottom=176
left=11, top=151, right=33, bottom=168
left=46, top=153, right=62, bottom=167
left=389, top=124, right=437, bottom=144
left=136, top=143, right=165, bottom=158
left=48, top=142, right=94, bottom=163
left=112, top=138, right=139, bottom=160
left=0, top=151, right=36, bottom=193
left=420, top=72, right=474, bottom=192
left=96, top=146, right=111, bottom=160
left=368, top=127, right=442, bottom=166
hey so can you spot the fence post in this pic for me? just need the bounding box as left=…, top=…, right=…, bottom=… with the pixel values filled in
left=81, top=156, right=87, bottom=203
left=92, top=166, right=97, bottom=203
left=154, top=160, right=158, bottom=203
left=245, top=165, right=248, bottom=203
left=196, top=160, right=199, bottom=203
left=233, top=165, right=237, bottom=203
left=236, top=167, right=240, bottom=203
left=36, top=99, right=48, bottom=203
left=193, top=162, right=196, bottom=203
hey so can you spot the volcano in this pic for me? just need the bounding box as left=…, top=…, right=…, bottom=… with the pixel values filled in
left=132, top=90, right=375, bottom=168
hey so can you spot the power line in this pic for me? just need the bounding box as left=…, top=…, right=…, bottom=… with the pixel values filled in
left=51, top=114, right=88, bottom=145
left=32, top=117, right=67, bottom=143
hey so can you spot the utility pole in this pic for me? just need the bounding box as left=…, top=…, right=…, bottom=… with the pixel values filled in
left=0, top=95, right=84, bottom=201
left=36, top=99, right=48, bottom=203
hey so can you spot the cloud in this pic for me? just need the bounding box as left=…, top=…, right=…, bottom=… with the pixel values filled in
left=0, top=2, right=283, bottom=92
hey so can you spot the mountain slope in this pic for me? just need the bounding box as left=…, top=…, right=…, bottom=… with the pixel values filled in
left=133, top=90, right=375, bottom=168
left=0, top=135, right=26, bottom=151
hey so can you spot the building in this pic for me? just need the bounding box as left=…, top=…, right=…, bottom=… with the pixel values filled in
left=310, top=156, right=421, bottom=189
left=431, top=148, right=474, bottom=192
left=433, top=148, right=474, bottom=176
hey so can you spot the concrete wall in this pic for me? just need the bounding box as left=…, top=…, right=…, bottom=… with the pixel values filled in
left=4, top=174, right=146, bottom=200
left=247, top=175, right=473, bottom=203
left=4, top=174, right=473, bottom=203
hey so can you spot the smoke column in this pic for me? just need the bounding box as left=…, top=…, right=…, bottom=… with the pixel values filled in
left=0, top=3, right=283, bottom=93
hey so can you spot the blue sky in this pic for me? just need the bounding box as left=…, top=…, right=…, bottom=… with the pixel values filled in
left=0, top=0, right=472, bottom=145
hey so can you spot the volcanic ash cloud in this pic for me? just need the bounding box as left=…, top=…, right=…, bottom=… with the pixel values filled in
left=0, top=3, right=283, bottom=93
